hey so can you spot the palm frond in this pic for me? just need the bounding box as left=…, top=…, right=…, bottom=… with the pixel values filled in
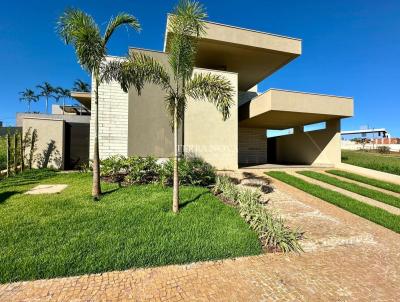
left=19, top=89, right=38, bottom=102
left=167, top=0, right=207, bottom=83
left=102, top=52, right=171, bottom=94
left=104, top=13, right=141, bottom=45
left=36, top=82, right=55, bottom=97
left=186, top=73, right=234, bottom=120
left=73, top=79, right=90, bottom=92
left=56, top=8, right=104, bottom=73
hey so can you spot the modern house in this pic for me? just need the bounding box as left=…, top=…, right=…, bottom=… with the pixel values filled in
left=18, top=16, right=354, bottom=171
left=83, top=16, right=353, bottom=170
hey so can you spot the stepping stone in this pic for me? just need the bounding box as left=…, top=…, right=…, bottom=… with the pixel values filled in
left=25, top=184, right=68, bottom=195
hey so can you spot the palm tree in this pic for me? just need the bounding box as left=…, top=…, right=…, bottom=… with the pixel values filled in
left=73, top=79, right=90, bottom=92
left=37, top=82, right=55, bottom=114
left=56, top=87, right=71, bottom=115
left=103, top=0, right=234, bottom=212
left=57, top=8, right=141, bottom=200
left=19, top=89, right=39, bottom=112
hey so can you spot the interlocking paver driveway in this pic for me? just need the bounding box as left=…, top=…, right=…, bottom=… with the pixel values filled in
left=1, top=171, right=399, bottom=301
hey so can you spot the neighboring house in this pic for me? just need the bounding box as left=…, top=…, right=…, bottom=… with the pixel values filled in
left=90, top=17, right=353, bottom=170
left=17, top=94, right=90, bottom=169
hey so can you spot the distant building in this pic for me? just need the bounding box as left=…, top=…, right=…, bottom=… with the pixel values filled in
left=371, top=138, right=400, bottom=145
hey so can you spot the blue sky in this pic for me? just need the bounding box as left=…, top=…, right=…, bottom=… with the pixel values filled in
left=1, top=0, right=399, bottom=136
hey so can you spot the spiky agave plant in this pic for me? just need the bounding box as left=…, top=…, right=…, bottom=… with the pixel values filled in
left=102, top=0, right=234, bottom=213
left=57, top=8, right=141, bottom=199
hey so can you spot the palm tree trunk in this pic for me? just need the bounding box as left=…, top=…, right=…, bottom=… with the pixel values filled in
left=172, top=102, right=179, bottom=213
left=62, top=98, right=65, bottom=115
left=92, top=78, right=102, bottom=200
left=45, top=97, right=48, bottom=114
left=28, top=101, right=31, bottom=113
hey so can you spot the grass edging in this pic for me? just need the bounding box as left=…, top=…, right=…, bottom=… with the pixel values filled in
left=298, top=171, right=400, bottom=209
left=327, top=169, right=400, bottom=194
left=266, top=171, right=400, bottom=233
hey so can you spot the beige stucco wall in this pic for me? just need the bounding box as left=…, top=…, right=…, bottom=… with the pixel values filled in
left=22, top=118, right=65, bottom=169
left=127, top=49, right=180, bottom=157
left=184, top=68, right=238, bottom=170
left=275, top=119, right=341, bottom=166
left=238, top=127, right=268, bottom=165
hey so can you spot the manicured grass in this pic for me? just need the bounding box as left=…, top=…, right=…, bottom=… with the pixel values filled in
left=265, top=171, right=400, bottom=233
left=0, top=170, right=261, bottom=283
left=327, top=170, right=400, bottom=194
left=342, top=150, right=400, bottom=176
left=298, top=171, right=400, bottom=209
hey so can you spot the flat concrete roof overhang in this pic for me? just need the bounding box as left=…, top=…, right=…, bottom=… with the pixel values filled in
left=71, top=91, right=91, bottom=110
left=164, top=17, right=302, bottom=91
left=239, top=89, right=354, bottom=129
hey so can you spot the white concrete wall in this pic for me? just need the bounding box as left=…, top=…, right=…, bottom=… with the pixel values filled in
left=341, top=140, right=400, bottom=152
left=89, top=74, right=129, bottom=160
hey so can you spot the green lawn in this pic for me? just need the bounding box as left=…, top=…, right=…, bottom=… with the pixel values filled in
left=342, top=150, right=400, bottom=175
left=298, top=171, right=400, bottom=209
left=265, top=171, right=400, bottom=233
left=0, top=170, right=261, bottom=283
left=326, top=170, right=400, bottom=194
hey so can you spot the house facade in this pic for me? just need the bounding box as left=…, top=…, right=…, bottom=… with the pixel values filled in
left=88, top=17, right=354, bottom=170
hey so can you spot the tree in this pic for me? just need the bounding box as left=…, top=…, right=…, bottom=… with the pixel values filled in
left=37, top=82, right=55, bottom=114
left=56, top=87, right=71, bottom=115
left=103, top=0, right=234, bottom=212
left=57, top=8, right=141, bottom=200
left=73, top=79, right=91, bottom=92
left=19, top=89, right=39, bottom=112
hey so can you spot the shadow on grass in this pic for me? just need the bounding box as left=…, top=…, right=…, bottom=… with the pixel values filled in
left=180, top=191, right=210, bottom=209
left=102, top=188, right=119, bottom=196
left=0, top=169, right=57, bottom=190
left=0, top=191, right=18, bottom=204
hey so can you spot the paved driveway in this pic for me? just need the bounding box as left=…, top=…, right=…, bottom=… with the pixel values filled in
left=1, top=174, right=399, bottom=301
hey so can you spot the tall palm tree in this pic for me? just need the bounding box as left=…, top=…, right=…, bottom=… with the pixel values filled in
left=103, top=0, right=234, bottom=212
left=37, top=82, right=55, bottom=114
left=19, top=89, right=39, bottom=112
left=73, top=79, right=90, bottom=92
left=57, top=8, right=141, bottom=200
left=56, top=87, right=71, bottom=115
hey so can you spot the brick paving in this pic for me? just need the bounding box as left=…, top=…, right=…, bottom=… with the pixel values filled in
left=1, top=170, right=399, bottom=301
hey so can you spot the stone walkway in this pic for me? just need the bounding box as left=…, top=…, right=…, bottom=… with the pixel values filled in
left=1, top=171, right=399, bottom=301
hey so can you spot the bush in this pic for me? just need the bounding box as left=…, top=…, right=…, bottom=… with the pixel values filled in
left=125, top=156, right=160, bottom=184
left=377, top=146, right=390, bottom=154
left=100, top=155, right=215, bottom=187
left=160, top=156, right=216, bottom=187
left=100, top=155, right=127, bottom=184
left=214, top=176, right=303, bottom=253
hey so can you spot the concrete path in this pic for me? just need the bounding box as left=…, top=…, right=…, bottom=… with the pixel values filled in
left=1, top=172, right=399, bottom=301
left=320, top=170, right=400, bottom=198
left=288, top=171, right=400, bottom=215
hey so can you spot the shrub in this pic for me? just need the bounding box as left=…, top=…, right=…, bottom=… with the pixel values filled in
left=161, top=156, right=216, bottom=187
left=100, top=155, right=215, bottom=187
left=214, top=176, right=303, bottom=253
left=100, top=155, right=127, bottom=184
left=213, top=175, right=240, bottom=204
left=377, top=146, right=390, bottom=154
left=125, top=156, right=160, bottom=184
